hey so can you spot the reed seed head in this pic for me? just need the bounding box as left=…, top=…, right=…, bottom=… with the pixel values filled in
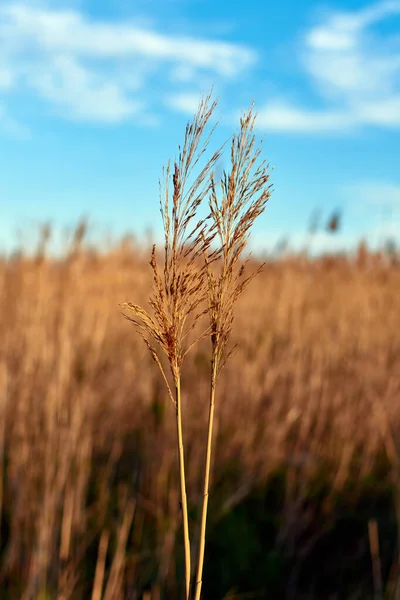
left=205, top=104, right=273, bottom=375
left=120, top=92, right=223, bottom=394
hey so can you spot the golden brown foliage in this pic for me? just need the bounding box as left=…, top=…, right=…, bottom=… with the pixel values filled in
left=0, top=245, right=400, bottom=597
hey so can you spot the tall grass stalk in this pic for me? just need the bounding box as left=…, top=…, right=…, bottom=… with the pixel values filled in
left=175, top=378, right=191, bottom=599
left=121, top=95, right=273, bottom=599
left=120, top=92, right=222, bottom=599
left=194, top=106, right=273, bottom=600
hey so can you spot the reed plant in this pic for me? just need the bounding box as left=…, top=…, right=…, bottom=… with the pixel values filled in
left=194, top=105, right=272, bottom=600
left=121, top=93, right=272, bottom=599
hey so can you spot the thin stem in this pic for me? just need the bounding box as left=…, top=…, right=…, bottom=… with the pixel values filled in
left=194, top=360, right=217, bottom=600
left=175, top=377, right=191, bottom=600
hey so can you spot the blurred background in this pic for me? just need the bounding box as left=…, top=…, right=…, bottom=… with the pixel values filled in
left=0, top=0, right=400, bottom=598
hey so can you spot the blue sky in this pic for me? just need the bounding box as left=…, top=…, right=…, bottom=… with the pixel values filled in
left=0, top=0, right=399, bottom=255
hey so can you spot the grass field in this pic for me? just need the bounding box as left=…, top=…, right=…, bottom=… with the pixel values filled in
left=0, top=233, right=399, bottom=599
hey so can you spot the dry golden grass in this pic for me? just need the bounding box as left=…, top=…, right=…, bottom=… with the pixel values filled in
left=120, top=94, right=224, bottom=600
left=119, top=97, right=273, bottom=600
left=0, top=239, right=400, bottom=598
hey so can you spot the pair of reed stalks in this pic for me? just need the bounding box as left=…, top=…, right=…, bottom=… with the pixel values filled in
left=120, top=93, right=272, bottom=600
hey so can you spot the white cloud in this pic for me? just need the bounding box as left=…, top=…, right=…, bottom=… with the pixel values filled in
left=0, top=3, right=257, bottom=127
left=357, top=96, right=400, bottom=126
left=343, top=181, right=400, bottom=210
left=29, top=55, right=140, bottom=122
left=251, top=227, right=362, bottom=255
left=2, top=4, right=255, bottom=73
left=307, top=1, right=400, bottom=51
left=257, top=1, right=400, bottom=133
left=166, top=91, right=204, bottom=115
left=256, top=101, right=353, bottom=133
left=169, top=64, right=198, bottom=84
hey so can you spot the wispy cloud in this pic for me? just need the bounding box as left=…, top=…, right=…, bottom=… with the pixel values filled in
left=29, top=55, right=141, bottom=122
left=0, top=2, right=256, bottom=128
left=2, top=4, right=255, bottom=73
left=166, top=91, right=205, bottom=115
left=256, top=101, right=353, bottom=133
left=257, top=1, right=400, bottom=134
left=251, top=227, right=363, bottom=254
left=342, top=181, right=400, bottom=211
